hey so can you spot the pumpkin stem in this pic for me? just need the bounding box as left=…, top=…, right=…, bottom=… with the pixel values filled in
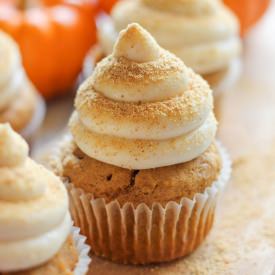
left=17, top=0, right=28, bottom=10
left=16, top=0, right=40, bottom=11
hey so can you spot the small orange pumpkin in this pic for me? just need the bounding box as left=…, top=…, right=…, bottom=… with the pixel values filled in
left=0, top=0, right=97, bottom=99
left=224, top=0, right=271, bottom=35
left=97, top=0, right=117, bottom=13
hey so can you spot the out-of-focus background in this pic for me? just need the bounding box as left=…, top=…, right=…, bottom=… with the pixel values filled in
left=1, top=1, right=275, bottom=274
left=1, top=0, right=274, bottom=155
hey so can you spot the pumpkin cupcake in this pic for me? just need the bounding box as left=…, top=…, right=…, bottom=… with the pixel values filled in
left=50, top=24, right=231, bottom=264
left=0, top=31, right=45, bottom=139
left=0, top=123, right=91, bottom=274
left=89, top=0, right=241, bottom=93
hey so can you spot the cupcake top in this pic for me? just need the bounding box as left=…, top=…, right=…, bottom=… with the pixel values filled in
left=0, top=124, right=71, bottom=272
left=70, top=23, right=217, bottom=170
left=0, top=31, right=25, bottom=112
left=98, top=0, right=241, bottom=74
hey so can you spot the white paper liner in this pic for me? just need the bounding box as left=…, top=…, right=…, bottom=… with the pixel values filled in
left=72, top=226, right=91, bottom=275
left=56, top=141, right=231, bottom=264
left=20, top=94, right=46, bottom=140
left=211, top=58, right=242, bottom=96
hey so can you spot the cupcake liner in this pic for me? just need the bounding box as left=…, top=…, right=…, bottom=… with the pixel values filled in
left=212, top=58, right=242, bottom=96
left=72, top=226, right=91, bottom=275
left=20, top=93, right=46, bottom=141
left=64, top=141, right=231, bottom=264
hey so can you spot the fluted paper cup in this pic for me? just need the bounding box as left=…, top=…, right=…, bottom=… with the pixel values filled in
left=72, top=226, right=91, bottom=275
left=61, top=142, right=231, bottom=264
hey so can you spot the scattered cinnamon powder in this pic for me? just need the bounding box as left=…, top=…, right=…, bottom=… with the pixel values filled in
left=75, top=70, right=211, bottom=126
left=93, top=52, right=185, bottom=85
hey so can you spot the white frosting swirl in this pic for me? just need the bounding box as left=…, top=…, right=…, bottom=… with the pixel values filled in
left=71, top=24, right=217, bottom=169
left=0, top=31, right=24, bottom=112
left=0, top=124, right=71, bottom=272
left=93, top=26, right=189, bottom=103
left=98, top=0, right=241, bottom=74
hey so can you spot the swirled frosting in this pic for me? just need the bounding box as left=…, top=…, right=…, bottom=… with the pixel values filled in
left=0, top=124, right=71, bottom=272
left=70, top=23, right=217, bottom=169
left=0, top=31, right=25, bottom=112
left=98, top=0, right=241, bottom=74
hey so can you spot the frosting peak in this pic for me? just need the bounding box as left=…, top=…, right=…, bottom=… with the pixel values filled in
left=71, top=24, right=216, bottom=170
left=0, top=124, right=71, bottom=272
left=92, top=24, right=190, bottom=103
left=0, top=124, right=28, bottom=167
left=113, top=23, right=161, bottom=62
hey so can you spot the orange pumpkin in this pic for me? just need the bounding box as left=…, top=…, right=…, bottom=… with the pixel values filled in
left=224, top=0, right=271, bottom=35
left=0, top=0, right=97, bottom=99
left=97, top=0, right=117, bottom=13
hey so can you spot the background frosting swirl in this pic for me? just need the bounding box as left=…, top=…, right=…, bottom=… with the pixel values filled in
left=0, top=31, right=23, bottom=112
left=142, top=0, right=218, bottom=15
left=98, top=0, right=241, bottom=74
left=71, top=24, right=217, bottom=169
left=0, top=124, right=71, bottom=272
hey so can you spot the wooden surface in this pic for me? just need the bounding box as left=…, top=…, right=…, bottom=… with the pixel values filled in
left=34, top=2, right=275, bottom=274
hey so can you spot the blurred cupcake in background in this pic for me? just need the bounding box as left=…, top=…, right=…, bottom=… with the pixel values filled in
left=0, top=123, right=91, bottom=275
left=89, top=0, right=242, bottom=94
left=224, top=0, right=271, bottom=36
left=50, top=24, right=231, bottom=264
left=0, top=0, right=97, bottom=100
left=0, top=31, right=45, bottom=141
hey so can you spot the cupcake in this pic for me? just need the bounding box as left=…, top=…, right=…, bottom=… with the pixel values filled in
left=0, top=124, right=91, bottom=274
left=90, top=0, right=241, bottom=92
left=0, top=31, right=45, bottom=140
left=50, top=24, right=231, bottom=264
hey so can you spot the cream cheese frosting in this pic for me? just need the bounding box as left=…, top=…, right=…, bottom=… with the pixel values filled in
left=98, top=0, right=241, bottom=75
left=0, top=31, right=26, bottom=112
left=0, top=124, right=71, bottom=272
left=70, top=23, right=217, bottom=169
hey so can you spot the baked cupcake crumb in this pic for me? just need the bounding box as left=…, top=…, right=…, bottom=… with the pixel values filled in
left=58, top=140, right=221, bottom=207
